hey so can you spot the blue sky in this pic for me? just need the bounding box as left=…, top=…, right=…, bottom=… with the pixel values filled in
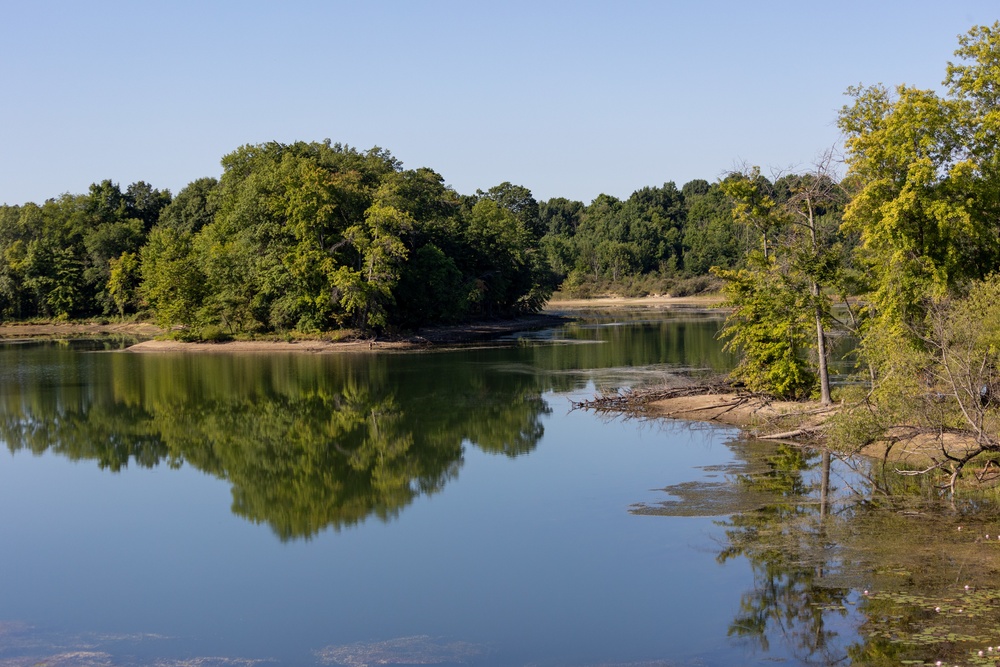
left=1, top=1, right=996, bottom=206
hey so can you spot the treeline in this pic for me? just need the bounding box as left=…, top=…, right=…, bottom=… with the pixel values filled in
left=540, top=174, right=851, bottom=297
left=0, top=138, right=819, bottom=334
left=0, top=142, right=553, bottom=333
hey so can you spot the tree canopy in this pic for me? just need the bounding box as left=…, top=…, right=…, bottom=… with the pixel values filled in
left=0, top=141, right=559, bottom=333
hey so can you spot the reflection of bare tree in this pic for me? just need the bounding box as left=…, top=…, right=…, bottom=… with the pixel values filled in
left=694, top=438, right=1000, bottom=666
left=715, top=442, right=851, bottom=665
left=631, top=437, right=855, bottom=663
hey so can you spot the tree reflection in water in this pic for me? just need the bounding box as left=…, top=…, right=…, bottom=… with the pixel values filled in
left=634, top=435, right=1000, bottom=666
left=717, top=444, right=850, bottom=665
left=0, top=349, right=552, bottom=540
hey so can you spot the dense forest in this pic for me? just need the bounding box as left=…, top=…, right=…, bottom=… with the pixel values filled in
left=0, top=141, right=806, bottom=336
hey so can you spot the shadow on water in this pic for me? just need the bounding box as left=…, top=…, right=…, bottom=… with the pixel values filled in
left=632, top=436, right=1000, bottom=666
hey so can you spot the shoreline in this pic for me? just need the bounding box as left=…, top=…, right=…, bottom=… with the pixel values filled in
left=638, top=391, right=982, bottom=474
left=126, top=314, right=566, bottom=354
left=546, top=294, right=724, bottom=310
left=0, top=294, right=724, bottom=348
left=0, top=321, right=164, bottom=339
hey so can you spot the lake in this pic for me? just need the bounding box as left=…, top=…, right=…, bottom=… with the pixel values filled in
left=1, top=308, right=999, bottom=667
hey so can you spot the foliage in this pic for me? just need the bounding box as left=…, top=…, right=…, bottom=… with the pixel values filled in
left=712, top=162, right=848, bottom=401
left=140, top=226, right=205, bottom=327
left=681, top=180, right=743, bottom=275
left=0, top=139, right=750, bottom=329
left=107, top=251, right=140, bottom=317
left=838, top=22, right=1000, bottom=352
left=0, top=141, right=556, bottom=332
left=157, top=177, right=219, bottom=234
left=134, top=141, right=552, bottom=333
left=833, top=275, right=1000, bottom=489
left=827, top=22, right=1000, bottom=484
left=715, top=262, right=816, bottom=399
left=0, top=181, right=170, bottom=321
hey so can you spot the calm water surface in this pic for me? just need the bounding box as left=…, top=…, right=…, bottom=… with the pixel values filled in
left=1, top=310, right=999, bottom=667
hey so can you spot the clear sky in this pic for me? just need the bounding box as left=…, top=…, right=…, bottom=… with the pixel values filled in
left=1, top=1, right=996, bottom=206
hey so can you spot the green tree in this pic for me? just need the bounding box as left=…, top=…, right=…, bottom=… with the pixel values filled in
left=774, top=157, right=850, bottom=405
left=462, top=198, right=541, bottom=317
left=0, top=205, right=35, bottom=319
left=139, top=226, right=205, bottom=327
left=833, top=275, right=1000, bottom=492
left=540, top=197, right=584, bottom=237
left=722, top=166, right=779, bottom=259
left=77, top=180, right=170, bottom=315
left=477, top=182, right=543, bottom=238
left=335, top=202, right=412, bottom=329
left=715, top=262, right=816, bottom=400
left=681, top=180, right=741, bottom=276
left=620, top=182, right=686, bottom=274
left=157, top=177, right=219, bottom=234
left=124, top=181, right=171, bottom=230
left=107, top=251, right=140, bottom=317
left=193, top=141, right=396, bottom=332
left=393, top=244, right=466, bottom=326
left=715, top=162, right=847, bottom=402
left=837, top=22, right=1000, bottom=408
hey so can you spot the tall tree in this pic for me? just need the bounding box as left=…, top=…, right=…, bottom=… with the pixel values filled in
left=335, top=201, right=413, bottom=329
left=715, top=162, right=847, bottom=402
left=774, top=155, right=848, bottom=404
left=838, top=21, right=1000, bottom=392
left=140, top=226, right=205, bottom=327
left=477, top=182, right=543, bottom=238
left=157, top=177, right=219, bottom=234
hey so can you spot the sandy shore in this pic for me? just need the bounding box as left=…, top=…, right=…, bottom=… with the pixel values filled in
left=642, top=391, right=984, bottom=472
left=126, top=315, right=566, bottom=354
left=127, top=338, right=396, bottom=353
left=644, top=392, right=832, bottom=430
left=546, top=294, right=724, bottom=309
left=0, top=321, right=164, bottom=338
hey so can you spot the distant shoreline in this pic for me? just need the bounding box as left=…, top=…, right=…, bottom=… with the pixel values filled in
left=0, top=295, right=725, bottom=345
left=126, top=314, right=566, bottom=354
left=546, top=294, right=724, bottom=309
left=0, top=321, right=163, bottom=339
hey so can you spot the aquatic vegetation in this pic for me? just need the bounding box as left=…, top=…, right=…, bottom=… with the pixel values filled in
left=635, top=435, right=1000, bottom=665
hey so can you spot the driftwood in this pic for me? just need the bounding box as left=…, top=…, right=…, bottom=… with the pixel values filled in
left=572, top=379, right=836, bottom=449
